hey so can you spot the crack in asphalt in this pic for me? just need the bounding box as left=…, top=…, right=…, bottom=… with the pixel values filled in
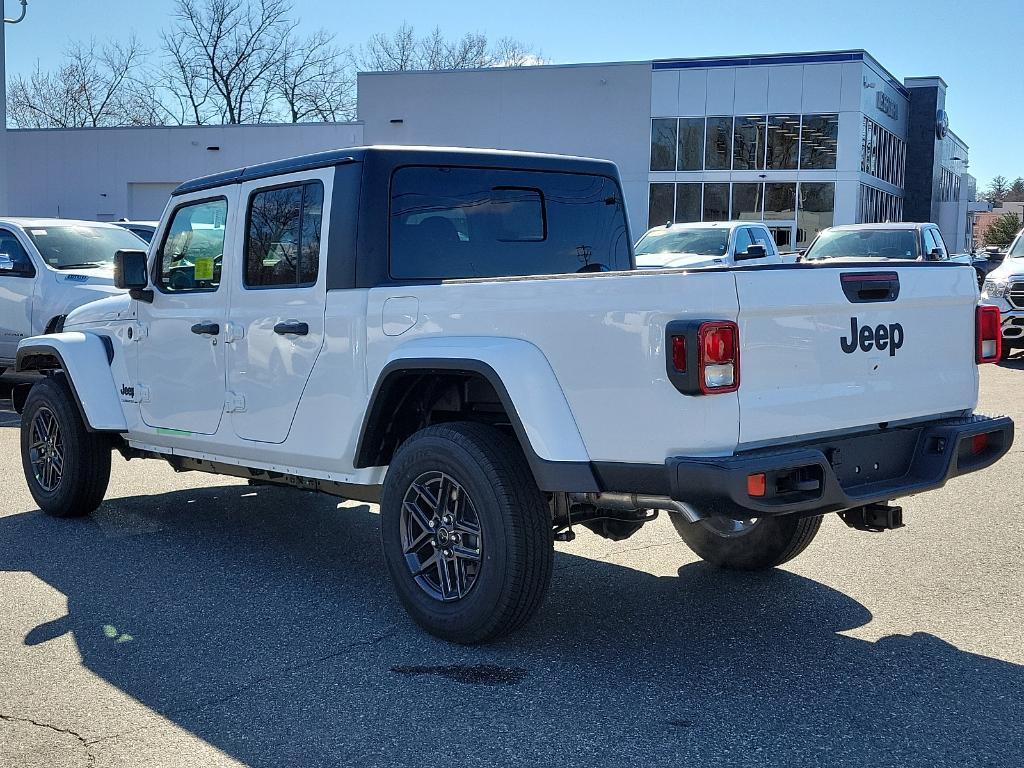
left=83, top=627, right=401, bottom=749
left=0, top=712, right=96, bottom=764
left=555, top=540, right=676, bottom=572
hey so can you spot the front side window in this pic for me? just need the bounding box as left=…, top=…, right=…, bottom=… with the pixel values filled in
left=0, top=230, right=34, bottom=277
left=732, top=227, right=753, bottom=255
left=25, top=225, right=145, bottom=271
left=390, top=167, right=630, bottom=279
left=245, top=181, right=324, bottom=288
left=157, top=198, right=228, bottom=293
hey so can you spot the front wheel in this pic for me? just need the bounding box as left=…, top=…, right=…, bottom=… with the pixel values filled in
left=670, top=512, right=823, bottom=570
left=20, top=376, right=111, bottom=517
left=380, top=422, right=553, bottom=643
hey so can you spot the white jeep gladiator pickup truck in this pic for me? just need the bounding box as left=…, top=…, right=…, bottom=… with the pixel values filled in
left=13, top=147, right=1014, bottom=643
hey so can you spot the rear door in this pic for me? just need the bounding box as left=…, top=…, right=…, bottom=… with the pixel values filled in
left=225, top=168, right=331, bottom=444
left=734, top=264, right=979, bottom=447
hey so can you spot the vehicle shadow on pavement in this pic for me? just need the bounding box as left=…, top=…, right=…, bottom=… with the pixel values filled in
left=1, top=483, right=1021, bottom=768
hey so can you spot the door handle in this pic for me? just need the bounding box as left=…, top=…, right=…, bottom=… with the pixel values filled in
left=274, top=321, right=309, bottom=336
left=190, top=322, right=220, bottom=336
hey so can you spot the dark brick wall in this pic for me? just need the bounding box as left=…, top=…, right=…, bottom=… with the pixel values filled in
left=904, top=86, right=939, bottom=223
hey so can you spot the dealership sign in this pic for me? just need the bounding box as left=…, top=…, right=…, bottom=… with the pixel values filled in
left=876, top=91, right=900, bottom=121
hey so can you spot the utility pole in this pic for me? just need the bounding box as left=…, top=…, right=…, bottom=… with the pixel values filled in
left=0, top=0, right=29, bottom=215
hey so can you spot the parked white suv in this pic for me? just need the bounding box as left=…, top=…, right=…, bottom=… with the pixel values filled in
left=980, top=228, right=1024, bottom=356
left=12, top=147, right=1013, bottom=643
left=635, top=220, right=785, bottom=269
left=0, top=219, right=144, bottom=375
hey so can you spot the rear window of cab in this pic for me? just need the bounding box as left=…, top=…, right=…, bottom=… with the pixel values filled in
left=388, top=166, right=631, bottom=279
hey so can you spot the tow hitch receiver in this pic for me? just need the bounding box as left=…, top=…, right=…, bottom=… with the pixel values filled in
left=839, top=503, right=904, bottom=532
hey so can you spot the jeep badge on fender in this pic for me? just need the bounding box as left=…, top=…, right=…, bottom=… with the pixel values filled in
left=841, top=317, right=904, bottom=356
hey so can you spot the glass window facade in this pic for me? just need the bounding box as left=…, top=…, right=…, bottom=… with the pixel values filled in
left=677, top=118, right=704, bottom=171
left=648, top=183, right=674, bottom=228
left=703, top=183, right=730, bottom=221
left=731, top=183, right=763, bottom=221
left=675, top=183, right=702, bottom=223
left=733, top=116, right=766, bottom=170
left=705, top=117, right=733, bottom=170
left=650, top=118, right=677, bottom=171
left=860, top=117, right=906, bottom=187
left=797, top=182, right=835, bottom=248
left=799, top=114, right=839, bottom=170
left=858, top=184, right=904, bottom=224
left=766, top=115, right=800, bottom=170
left=644, top=181, right=835, bottom=235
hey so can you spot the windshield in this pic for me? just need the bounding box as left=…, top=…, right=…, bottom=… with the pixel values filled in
left=1008, top=232, right=1024, bottom=258
left=635, top=228, right=729, bottom=257
left=25, top=225, right=146, bottom=270
left=804, top=229, right=919, bottom=261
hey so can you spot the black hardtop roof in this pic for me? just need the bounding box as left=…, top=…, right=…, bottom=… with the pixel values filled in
left=172, top=145, right=620, bottom=196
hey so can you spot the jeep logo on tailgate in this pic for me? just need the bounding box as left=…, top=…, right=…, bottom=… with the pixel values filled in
left=840, top=317, right=904, bottom=356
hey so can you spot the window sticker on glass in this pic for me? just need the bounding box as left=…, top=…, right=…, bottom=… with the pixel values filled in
left=31, top=229, right=47, bottom=236
left=193, top=257, right=215, bottom=281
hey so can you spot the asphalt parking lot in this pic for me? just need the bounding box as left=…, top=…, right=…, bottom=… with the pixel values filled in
left=0, top=367, right=1022, bottom=768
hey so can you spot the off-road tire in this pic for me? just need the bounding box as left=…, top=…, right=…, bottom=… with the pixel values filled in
left=20, top=375, right=111, bottom=517
left=670, top=512, right=823, bottom=570
left=380, top=422, right=552, bottom=643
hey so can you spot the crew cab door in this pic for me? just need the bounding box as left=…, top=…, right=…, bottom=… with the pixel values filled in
left=137, top=193, right=235, bottom=435
left=224, top=170, right=330, bottom=443
left=0, top=228, right=36, bottom=362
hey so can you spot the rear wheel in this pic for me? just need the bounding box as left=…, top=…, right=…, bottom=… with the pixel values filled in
left=670, top=512, right=822, bottom=570
left=380, top=422, right=552, bottom=643
left=20, top=376, right=111, bottom=517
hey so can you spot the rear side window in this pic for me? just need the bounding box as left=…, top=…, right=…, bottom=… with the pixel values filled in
left=245, top=181, right=324, bottom=288
left=389, top=166, right=630, bottom=279
left=156, top=198, right=228, bottom=293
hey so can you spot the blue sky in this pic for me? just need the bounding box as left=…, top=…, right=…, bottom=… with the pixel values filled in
left=4, top=0, right=1022, bottom=188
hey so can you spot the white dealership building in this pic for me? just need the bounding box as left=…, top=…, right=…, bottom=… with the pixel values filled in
left=0, top=50, right=976, bottom=250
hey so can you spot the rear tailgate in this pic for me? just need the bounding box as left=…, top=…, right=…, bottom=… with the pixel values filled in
left=735, top=264, right=980, bottom=447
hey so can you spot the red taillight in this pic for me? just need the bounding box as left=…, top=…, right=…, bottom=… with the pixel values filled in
left=971, top=433, right=989, bottom=455
left=747, top=473, right=766, bottom=497
left=976, top=305, right=1001, bottom=364
left=699, top=322, right=739, bottom=393
left=671, top=335, right=687, bottom=372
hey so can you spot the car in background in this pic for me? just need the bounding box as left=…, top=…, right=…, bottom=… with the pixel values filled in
left=979, top=229, right=1024, bottom=357
left=114, top=219, right=159, bottom=243
left=634, top=221, right=786, bottom=269
left=802, top=222, right=989, bottom=286
left=0, top=218, right=145, bottom=376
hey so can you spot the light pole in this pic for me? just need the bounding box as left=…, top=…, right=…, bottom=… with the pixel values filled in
left=0, top=0, right=29, bottom=215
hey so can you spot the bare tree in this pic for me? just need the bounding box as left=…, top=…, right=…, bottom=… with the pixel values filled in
left=163, top=0, right=295, bottom=124
left=8, top=37, right=153, bottom=128
left=271, top=29, right=355, bottom=123
left=357, top=24, right=547, bottom=72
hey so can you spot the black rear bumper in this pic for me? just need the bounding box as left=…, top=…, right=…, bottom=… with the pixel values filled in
left=663, top=415, right=1013, bottom=518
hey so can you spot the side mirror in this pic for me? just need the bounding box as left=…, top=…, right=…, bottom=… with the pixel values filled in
left=737, top=243, right=767, bottom=260
left=928, top=247, right=945, bottom=261
left=114, top=249, right=149, bottom=289
left=0, top=253, right=14, bottom=272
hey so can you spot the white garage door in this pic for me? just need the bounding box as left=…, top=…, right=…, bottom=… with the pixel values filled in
left=127, top=182, right=181, bottom=220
